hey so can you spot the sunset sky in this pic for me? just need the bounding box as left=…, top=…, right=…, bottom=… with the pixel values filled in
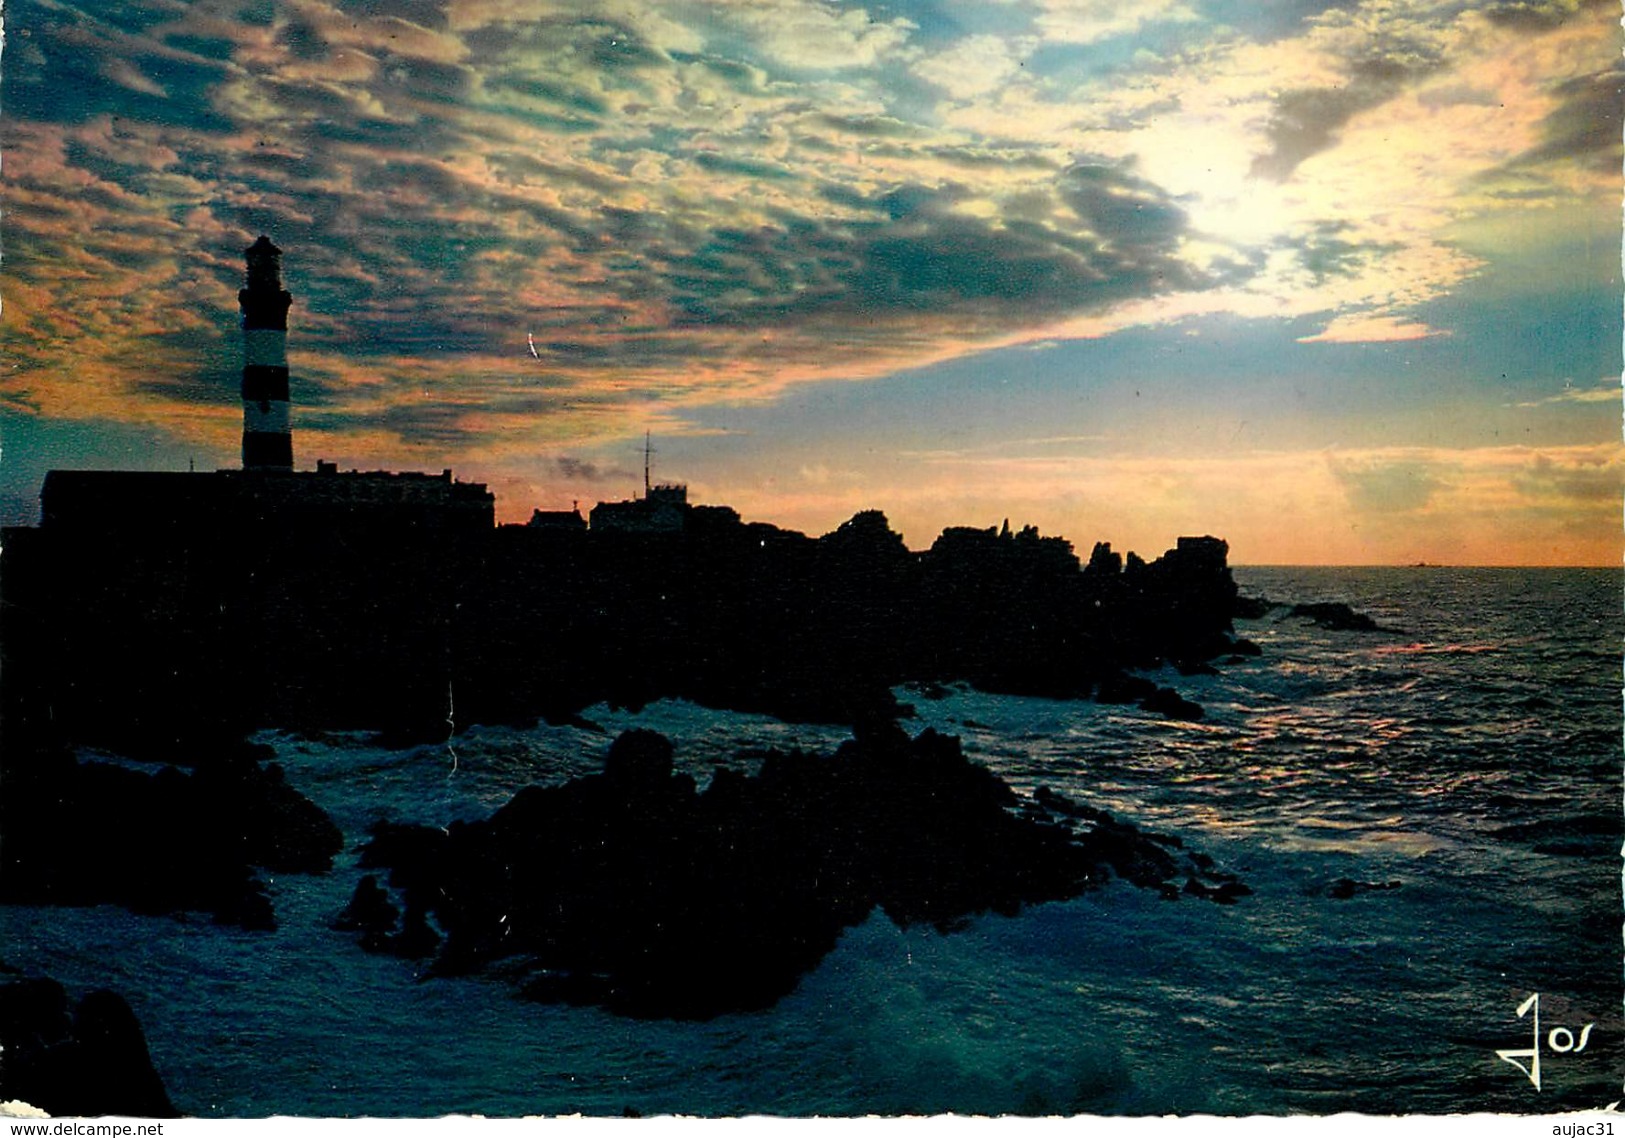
left=4, top=0, right=1620, bottom=563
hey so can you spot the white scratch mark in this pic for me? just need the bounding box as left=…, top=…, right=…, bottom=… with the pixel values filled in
left=446, top=681, right=459, bottom=775
left=527, top=332, right=540, bottom=360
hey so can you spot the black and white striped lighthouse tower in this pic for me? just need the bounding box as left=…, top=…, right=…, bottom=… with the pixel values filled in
left=238, top=235, right=294, bottom=471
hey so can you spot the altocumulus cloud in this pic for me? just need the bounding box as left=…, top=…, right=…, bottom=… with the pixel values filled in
left=664, top=169, right=1199, bottom=331
left=4, top=0, right=1218, bottom=444
left=1, top=0, right=1618, bottom=473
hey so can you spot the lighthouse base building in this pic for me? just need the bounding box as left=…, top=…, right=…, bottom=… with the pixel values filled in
left=3, top=238, right=495, bottom=751
left=11, top=464, right=495, bottom=752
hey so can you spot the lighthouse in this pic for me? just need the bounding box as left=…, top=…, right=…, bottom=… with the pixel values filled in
left=238, top=235, right=294, bottom=471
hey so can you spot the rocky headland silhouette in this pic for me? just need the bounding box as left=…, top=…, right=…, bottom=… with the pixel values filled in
left=2, top=490, right=1249, bottom=758
left=465, top=511, right=1247, bottom=737
left=2, top=479, right=1255, bottom=963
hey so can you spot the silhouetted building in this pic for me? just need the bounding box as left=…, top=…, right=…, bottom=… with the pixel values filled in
left=527, top=507, right=587, bottom=532
left=590, top=483, right=689, bottom=533
left=39, top=466, right=493, bottom=540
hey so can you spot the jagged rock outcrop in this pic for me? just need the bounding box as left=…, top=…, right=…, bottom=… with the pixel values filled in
left=333, top=875, right=398, bottom=936
left=0, top=740, right=341, bottom=929
left=348, top=725, right=1244, bottom=1019
left=0, top=975, right=178, bottom=1117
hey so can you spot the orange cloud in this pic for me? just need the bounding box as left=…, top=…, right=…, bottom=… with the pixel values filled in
left=1296, top=314, right=1447, bottom=344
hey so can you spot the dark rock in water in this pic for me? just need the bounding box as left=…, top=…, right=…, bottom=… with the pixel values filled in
left=1229, top=637, right=1263, bottom=657
left=1032, top=786, right=1240, bottom=899
left=334, top=875, right=399, bottom=935
left=1490, top=814, right=1618, bottom=843
left=1490, top=814, right=1619, bottom=857
left=208, top=887, right=277, bottom=932
left=353, top=727, right=1244, bottom=1020
left=1287, top=602, right=1384, bottom=632
left=1232, top=594, right=1275, bottom=619
left=0, top=977, right=72, bottom=1051
left=343, top=883, right=440, bottom=959
left=1032, top=785, right=1113, bottom=825
left=1140, top=686, right=1204, bottom=721
left=1324, top=878, right=1402, bottom=899
left=1095, top=673, right=1158, bottom=705
left=192, top=758, right=343, bottom=875
left=1182, top=876, right=1251, bottom=902
left=388, top=906, right=442, bottom=959
left=603, top=728, right=675, bottom=786
left=357, top=822, right=448, bottom=877
left=0, top=976, right=178, bottom=1117
left=0, top=740, right=341, bottom=929
left=1530, top=841, right=1603, bottom=857
left=70, top=992, right=178, bottom=1116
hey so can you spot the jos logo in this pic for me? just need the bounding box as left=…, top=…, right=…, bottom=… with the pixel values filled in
left=1496, top=992, right=1596, bottom=1091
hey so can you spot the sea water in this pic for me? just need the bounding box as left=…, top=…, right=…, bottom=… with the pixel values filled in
left=4, top=568, right=1619, bottom=1116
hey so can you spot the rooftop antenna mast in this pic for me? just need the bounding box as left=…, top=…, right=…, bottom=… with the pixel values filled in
left=644, top=430, right=653, bottom=496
